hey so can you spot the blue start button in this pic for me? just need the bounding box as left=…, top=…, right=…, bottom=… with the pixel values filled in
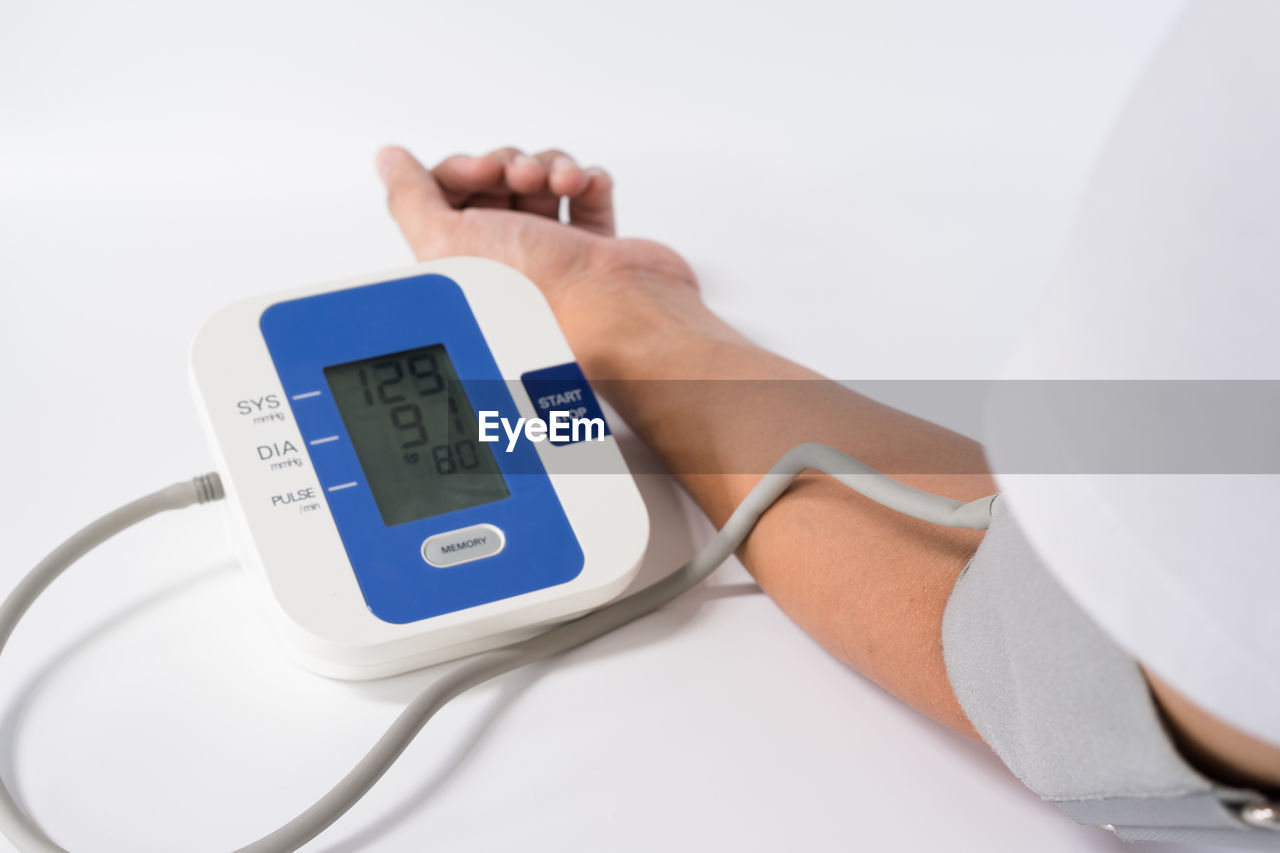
left=520, top=361, right=612, bottom=446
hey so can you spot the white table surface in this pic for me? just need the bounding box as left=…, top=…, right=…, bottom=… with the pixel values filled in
left=0, top=1, right=1221, bottom=850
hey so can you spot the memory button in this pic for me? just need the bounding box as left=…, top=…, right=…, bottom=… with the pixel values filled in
left=421, top=524, right=506, bottom=568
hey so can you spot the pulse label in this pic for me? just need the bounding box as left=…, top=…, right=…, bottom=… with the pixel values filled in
left=271, top=487, right=316, bottom=507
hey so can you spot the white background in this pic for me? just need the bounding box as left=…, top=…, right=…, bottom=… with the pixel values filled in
left=0, top=1, right=1217, bottom=851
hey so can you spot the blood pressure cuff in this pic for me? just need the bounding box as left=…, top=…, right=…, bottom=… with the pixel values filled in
left=942, top=497, right=1280, bottom=848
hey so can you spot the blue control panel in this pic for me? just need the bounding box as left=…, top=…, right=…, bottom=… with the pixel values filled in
left=260, top=274, right=584, bottom=624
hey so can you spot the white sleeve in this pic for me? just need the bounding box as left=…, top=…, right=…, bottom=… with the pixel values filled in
left=981, top=0, right=1280, bottom=747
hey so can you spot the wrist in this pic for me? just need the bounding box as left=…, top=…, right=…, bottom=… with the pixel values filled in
left=553, top=274, right=731, bottom=381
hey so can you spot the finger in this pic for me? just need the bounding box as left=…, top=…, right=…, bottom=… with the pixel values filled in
left=467, top=146, right=529, bottom=209
left=376, top=146, right=454, bottom=257
left=450, top=146, right=524, bottom=208
left=513, top=150, right=590, bottom=220
left=482, top=146, right=523, bottom=166
left=542, top=151, right=590, bottom=199
left=510, top=149, right=572, bottom=218
left=431, top=154, right=505, bottom=207
left=505, top=152, right=548, bottom=196
left=568, top=167, right=615, bottom=235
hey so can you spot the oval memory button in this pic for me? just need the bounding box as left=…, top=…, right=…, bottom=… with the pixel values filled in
left=421, top=523, right=506, bottom=568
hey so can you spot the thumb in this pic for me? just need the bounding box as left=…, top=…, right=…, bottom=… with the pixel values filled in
left=376, top=146, right=454, bottom=258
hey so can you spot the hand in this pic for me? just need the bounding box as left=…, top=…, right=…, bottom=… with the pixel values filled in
left=375, top=146, right=701, bottom=373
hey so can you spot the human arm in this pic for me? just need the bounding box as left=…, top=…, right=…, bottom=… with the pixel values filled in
left=375, top=144, right=991, bottom=736
left=374, top=145, right=1280, bottom=775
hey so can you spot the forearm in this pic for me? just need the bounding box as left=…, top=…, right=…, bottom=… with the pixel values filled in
left=578, top=291, right=995, bottom=738
left=581, top=290, right=1280, bottom=777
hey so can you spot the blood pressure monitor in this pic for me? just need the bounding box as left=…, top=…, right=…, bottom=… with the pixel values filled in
left=190, top=257, right=649, bottom=678
left=4, top=256, right=1003, bottom=853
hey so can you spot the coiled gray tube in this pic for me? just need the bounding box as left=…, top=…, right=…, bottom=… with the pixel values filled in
left=0, top=444, right=993, bottom=852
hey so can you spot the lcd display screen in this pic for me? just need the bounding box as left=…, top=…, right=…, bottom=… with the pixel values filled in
left=324, top=344, right=510, bottom=526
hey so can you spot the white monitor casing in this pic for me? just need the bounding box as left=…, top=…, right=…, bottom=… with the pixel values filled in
left=190, top=257, right=650, bottom=679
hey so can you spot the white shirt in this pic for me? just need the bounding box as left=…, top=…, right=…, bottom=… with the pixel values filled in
left=985, top=0, right=1280, bottom=747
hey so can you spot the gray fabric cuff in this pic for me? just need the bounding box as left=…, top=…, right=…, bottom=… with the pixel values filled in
left=942, top=496, right=1280, bottom=848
